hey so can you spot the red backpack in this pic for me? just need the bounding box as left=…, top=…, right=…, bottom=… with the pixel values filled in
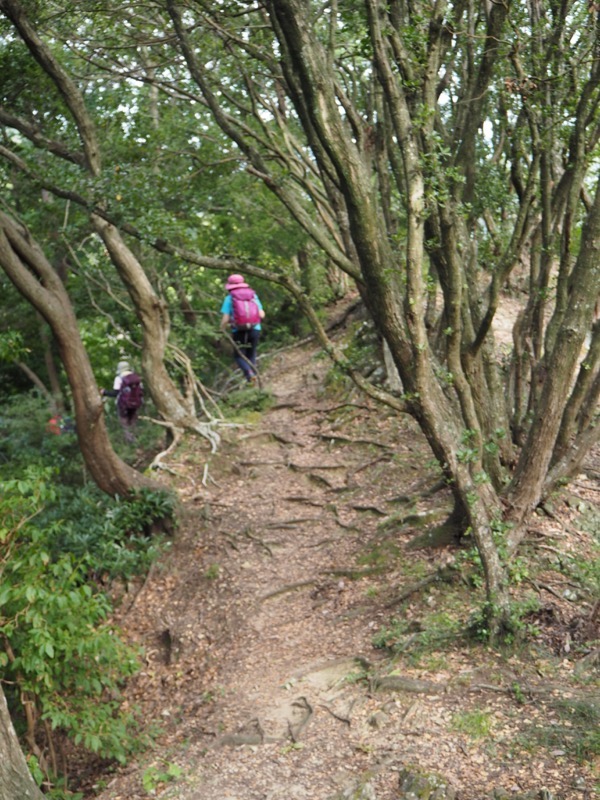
left=117, top=372, right=144, bottom=412
left=230, top=287, right=261, bottom=330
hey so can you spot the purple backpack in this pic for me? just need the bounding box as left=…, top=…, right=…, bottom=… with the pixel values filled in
left=230, top=287, right=261, bottom=330
left=117, top=372, right=144, bottom=412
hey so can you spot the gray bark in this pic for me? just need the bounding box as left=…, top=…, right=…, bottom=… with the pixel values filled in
left=0, top=685, right=45, bottom=800
left=0, top=211, right=156, bottom=497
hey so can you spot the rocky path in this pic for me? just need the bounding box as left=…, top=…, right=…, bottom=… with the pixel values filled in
left=97, top=333, right=598, bottom=800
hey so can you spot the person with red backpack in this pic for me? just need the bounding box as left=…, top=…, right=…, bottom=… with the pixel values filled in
left=101, top=360, right=144, bottom=442
left=220, top=274, right=265, bottom=384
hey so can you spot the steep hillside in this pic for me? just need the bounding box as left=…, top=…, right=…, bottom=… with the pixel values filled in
left=92, top=304, right=599, bottom=800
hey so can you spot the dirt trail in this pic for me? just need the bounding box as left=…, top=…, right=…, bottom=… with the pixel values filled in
left=97, top=329, right=598, bottom=800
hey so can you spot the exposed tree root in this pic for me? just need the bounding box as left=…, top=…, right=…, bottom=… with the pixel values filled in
left=148, top=424, right=185, bottom=472
left=315, top=433, right=391, bottom=449
left=260, top=580, right=319, bottom=602
left=321, top=566, right=387, bottom=580
left=287, top=696, right=313, bottom=742
left=384, top=566, right=457, bottom=609
left=371, top=675, right=442, bottom=694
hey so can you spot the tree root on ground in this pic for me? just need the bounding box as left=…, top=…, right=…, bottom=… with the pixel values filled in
left=287, top=696, right=313, bottom=742
left=383, top=566, right=457, bottom=609
left=264, top=515, right=325, bottom=528
left=260, top=580, right=319, bottom=602
left=315, top=432, right=392, bottom=449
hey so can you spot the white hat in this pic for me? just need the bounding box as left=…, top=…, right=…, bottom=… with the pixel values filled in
left=117, top=360, right=132, bottom=375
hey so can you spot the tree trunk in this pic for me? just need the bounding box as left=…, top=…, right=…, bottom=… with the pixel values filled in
left=266, top=0, right=512, bottom=628
left=0, top=211, right=156, bottom=497
left=92, top=216, right=220, bottom=450
left=506, top=175, right=600, bottom=549
left=0, top=685, right=45, bottom=800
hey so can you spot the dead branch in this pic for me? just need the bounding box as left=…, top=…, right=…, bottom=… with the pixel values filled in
left=289, top=461, right=347, bottom=471
left=526, top=578, right=578, bottom=602
left=239, top=459, right=286, bottom=466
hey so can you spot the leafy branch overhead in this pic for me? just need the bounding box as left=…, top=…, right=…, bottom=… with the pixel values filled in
left=0, top=1, right=598, bottom=643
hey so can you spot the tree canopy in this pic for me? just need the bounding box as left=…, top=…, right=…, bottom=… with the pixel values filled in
left=0, top=1, right=599, bottom=794
left=1, top=0, right=599, bottom=646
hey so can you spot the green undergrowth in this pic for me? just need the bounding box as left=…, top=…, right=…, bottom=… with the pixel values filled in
left=0, top=466, right=175, bottom=796
left=220, top=384, right=275, bottom=419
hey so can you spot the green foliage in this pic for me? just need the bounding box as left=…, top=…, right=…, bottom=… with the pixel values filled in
left=0, top=470, right=143, bottom=766
left=0, top=392, right=83, bottom=483
left=18, top=481, right=174, bottom=583
left=467, top=593, right=541, bottom=647
left=450, top=709, right=493, bottom=739
left=107, top=487, right=177, bottom=538
left=0, top=466, right=175, bottom=786
left=221, top=385, right=274, bottom=417
left=142, top=761, right=183, bottom=793
left=0, top=329, right=27, bottom=362
left=372, top=609, right=464, bottom=661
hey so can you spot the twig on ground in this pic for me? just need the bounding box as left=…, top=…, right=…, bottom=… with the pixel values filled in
left=239, top=459, right=287, bottom=467
left=526, top=578, right=580, bottom=601
left=122, top=561, right=159, bottom=617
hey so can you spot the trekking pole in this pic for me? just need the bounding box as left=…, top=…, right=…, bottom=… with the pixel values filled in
left=224, top=332, right=262, bottom=388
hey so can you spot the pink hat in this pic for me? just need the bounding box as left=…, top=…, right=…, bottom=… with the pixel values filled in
left=226, top=273, right=249, bottom=290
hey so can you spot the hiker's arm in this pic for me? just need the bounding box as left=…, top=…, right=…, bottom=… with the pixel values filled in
left=259, top=308, right=265, bottom=320
left=101, top=388, right=118, bottom=397
left=220, top=313, right=231, bottom=331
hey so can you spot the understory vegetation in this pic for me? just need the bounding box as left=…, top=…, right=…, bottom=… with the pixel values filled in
left=0, top=400, right=176, bottom=798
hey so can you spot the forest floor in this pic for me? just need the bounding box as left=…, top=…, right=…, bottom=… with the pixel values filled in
left=91, top=298, right=599, bottom=800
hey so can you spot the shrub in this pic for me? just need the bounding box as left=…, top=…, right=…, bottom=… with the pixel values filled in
left=0, top=467, right=152, bottom=786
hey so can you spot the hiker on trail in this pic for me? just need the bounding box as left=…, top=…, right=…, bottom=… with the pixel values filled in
left=101, top=360, right=144, bottom=443
left=220, top=274, right=265, bottom=384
